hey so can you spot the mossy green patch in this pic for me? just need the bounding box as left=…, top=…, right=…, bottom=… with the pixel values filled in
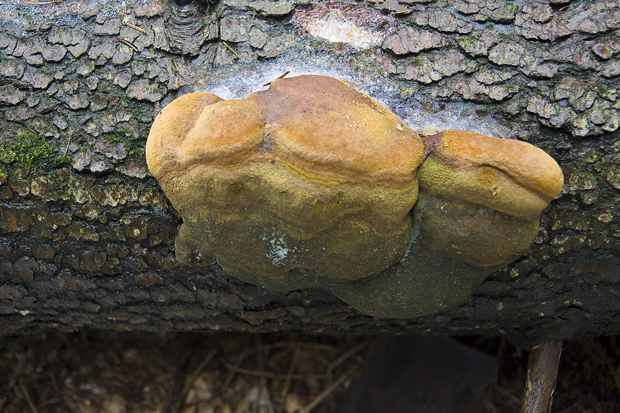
left=0, top=132, right=69, bottom=176
left=505, top=3, right=519, bottom=14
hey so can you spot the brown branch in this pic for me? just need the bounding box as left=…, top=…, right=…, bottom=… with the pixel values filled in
left=22, top=0, right=62, bottom=5
left=520, top=341, right=563, bottom=413
left=278, top=345, right=300, bottom=412
left=263, top=67, right=295, bottom=86
left=180, top=349, right=217, bottom=402
left=298, top=367, right=354, bottom=413
left=63, top=131, right=72, bottom=157
left=339, top=78, right=362, bottom=86
left=224, top=363, right=326, bottom=380
left=124, top=21, right=146, bottom=34
left=118, top=39, right=138, bottom=53
left=19, top=380, right=39, bottom=413
left=222, top=42, right=240, bottom=59
left=326, top=341, right=368, bottom=382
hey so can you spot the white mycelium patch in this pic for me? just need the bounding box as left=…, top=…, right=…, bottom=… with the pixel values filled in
left=293, top=2, right=397, bottom=50
left=194, top=56, right=513, bottom=142
left=302, top=11, right=385, bottom=49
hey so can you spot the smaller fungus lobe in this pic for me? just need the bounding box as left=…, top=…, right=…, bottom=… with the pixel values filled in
left=146, top=75, right=564, bottom=318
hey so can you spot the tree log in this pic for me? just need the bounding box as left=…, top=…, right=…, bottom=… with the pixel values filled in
left=0, top=0, right=619, bottom=348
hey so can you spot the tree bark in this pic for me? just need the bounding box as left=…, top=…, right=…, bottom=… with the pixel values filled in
left=0, top=0, right=619, bottom=348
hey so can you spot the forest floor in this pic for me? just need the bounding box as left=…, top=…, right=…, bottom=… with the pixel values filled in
left=0, top=331, right=619, bottom=413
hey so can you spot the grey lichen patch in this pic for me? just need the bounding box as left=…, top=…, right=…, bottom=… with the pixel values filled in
left=117, top=159, right=148, bottom=179
left=592, top=43, right=614, bottom=60
left=90, top=93, right=109, bottom=111
left=457, top=0, right=519, bottom=24
left=456, top=31, right=497, bottom=57
left=220, top=15, right=267, bottom=46
left=0, top=32, right=17, bottom=53
left=515, top=4, right=571, bottom=41
left=383, top=27, right=444, bottom=55
left=551, top=76, right=596, bottom=111
left=257, top=33, right=295, bottom=59
left=222, top=0, right=298, bottom=16
left=0, top=58, right=25, bottom=78
left=11, top=37, right=44, bottom=63
left=30, top=175, right=64, bottom=202
left=442, top=76, right=518, bottom=102
left=77, top=60, right=95, bottom=76
left=488, top=41, right=526, bottom=66
left=88, top=38, right=117, bottom=64
left=401, top=50, right=469, bottom=84
left=67, top=40, right=91, bottom=59
left=41, top=43, right=67, bottom=62
left=126, top=79, right=166, bottom=102
left=113, top=44, right=134, bottom=65
left=524, top=75, right=620, bottom=136
left=48, top=26, right=88, bottom=46
left=0, top=85, right=26, bottom=105
left=474, top=65, right=514, bottom=85
left=63, top=92, right=90, bottom=110
left=93, top=17, right=122, bottom=36
left=564, top=1, right=620, bottom=35
left=412, top=10, right=472, bottom=34
left=21, top=66, right=54, bottom=89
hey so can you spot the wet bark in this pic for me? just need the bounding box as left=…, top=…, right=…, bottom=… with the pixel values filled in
left=1, top=0, right=619, bottom=348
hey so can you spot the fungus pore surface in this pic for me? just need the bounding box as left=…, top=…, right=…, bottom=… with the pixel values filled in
left=146, top=75, right=564, bottom=318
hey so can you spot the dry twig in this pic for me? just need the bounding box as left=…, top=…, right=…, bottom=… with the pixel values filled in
left=339, top=78, right=361, bottom=86
left=263, top=67, right=295, bottom=86
left=22, top=0, right=62, bottom=5
left=222, top=42, right=240, bottom=59
left=124, top=21, right=146, bottom=34
left=161, top=337, right=187, bottom=413
left=326, top=341, right=368, bottom=382
left=264, top=341, right=339, bottom=353
left=494, top=384, right=522, bottom=406
left=520, top=341, right=563, bottom=413
left=118, top=39, right=139, bottom=53
left=180, top=349, right=218, bottom=402
left=224, top=363, right=326, bottom=380
left=63, top=131, right=72, bottom=157
left=19, top=380, right=39, bottom=413
left=605, top=358, right=620, bottom=404
left=298, top=367, right=355, bottom=413
left=221, top=341, right=251, bottom=390
left=278, top=345, right=300, bottom=412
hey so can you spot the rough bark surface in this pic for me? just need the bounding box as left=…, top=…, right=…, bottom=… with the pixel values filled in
left=0, top=0, right=619, bottom=348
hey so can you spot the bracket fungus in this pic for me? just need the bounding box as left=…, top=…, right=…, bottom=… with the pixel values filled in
left=146, top=75, right=564, bottom=318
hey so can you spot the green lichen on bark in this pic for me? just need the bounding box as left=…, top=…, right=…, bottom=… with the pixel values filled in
left=0, top=132, right=69, bottom=178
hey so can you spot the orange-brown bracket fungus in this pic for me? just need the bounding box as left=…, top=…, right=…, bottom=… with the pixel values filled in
left=146, top=75, right=564, bottom=318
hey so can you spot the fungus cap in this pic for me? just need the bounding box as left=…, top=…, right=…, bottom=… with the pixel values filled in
left=419, top=130, right=564, bottom=217
left=145, top=78, right=565, bottom=318
left=146, top=75, right=425, bottom=284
